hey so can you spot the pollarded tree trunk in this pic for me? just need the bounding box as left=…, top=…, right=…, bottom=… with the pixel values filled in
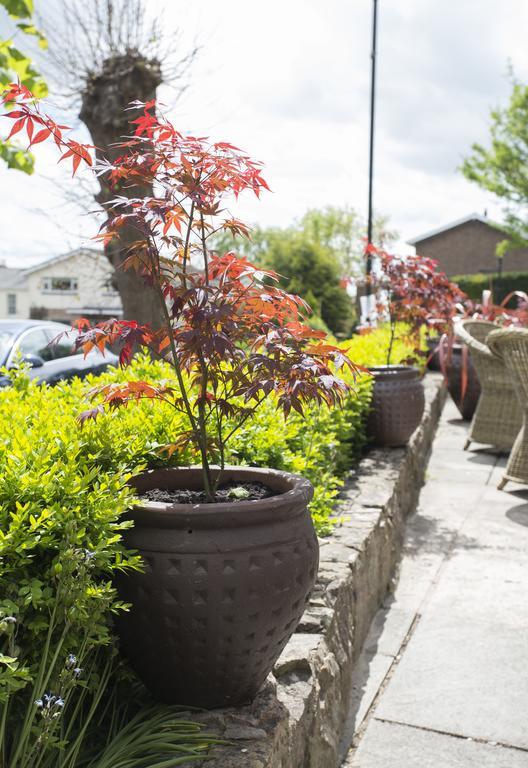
left=80, top=51, right=163, bottom=326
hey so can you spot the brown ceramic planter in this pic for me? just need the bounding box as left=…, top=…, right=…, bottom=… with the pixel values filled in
left=367, top=365, right=425, bottom=447
left=426, top=337, right=441, bottom=371
left=115, top=465, right=318, bottom=709
left=445, top=345, right=481, bottom=420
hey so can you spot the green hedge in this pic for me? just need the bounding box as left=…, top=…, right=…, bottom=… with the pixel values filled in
left=452, top=271, right=528, bottom=304
left=0, top=326, right=416, bottom=765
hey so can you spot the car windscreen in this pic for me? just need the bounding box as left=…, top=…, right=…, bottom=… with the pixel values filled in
left=44, top=327, right=81, bottom=359
left=0, top=331, right=14, bottom=366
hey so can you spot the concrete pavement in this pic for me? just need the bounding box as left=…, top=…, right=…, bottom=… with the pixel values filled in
left=341, top=400, right=528, bottom=767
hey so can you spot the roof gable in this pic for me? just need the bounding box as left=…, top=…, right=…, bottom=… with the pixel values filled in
left=23, top=247, right=105, bottom=276
left=0, top=266, right=27, bottom=290
left=408, top=213, right=506, bottom=246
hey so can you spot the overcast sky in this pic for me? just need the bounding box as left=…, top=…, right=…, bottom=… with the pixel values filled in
left=1, top=0, right=528, bottom=268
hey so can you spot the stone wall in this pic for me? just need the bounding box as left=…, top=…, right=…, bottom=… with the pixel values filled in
left=190, top=374, right=447, bottom=768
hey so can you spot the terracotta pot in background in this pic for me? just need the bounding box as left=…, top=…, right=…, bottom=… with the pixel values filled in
left=115, top=466, right=318, bottom=709
left=444, top=345, right=481, bottom=421
left=367, top=366, right=425, bottom=447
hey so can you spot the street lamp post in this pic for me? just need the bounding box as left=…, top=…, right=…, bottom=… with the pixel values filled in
left=365, top=0, right=378, bottom=298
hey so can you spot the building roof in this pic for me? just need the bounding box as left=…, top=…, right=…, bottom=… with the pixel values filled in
left=23, top=247, right=104, bottom=276
left=407, top=213, right=505, bottom=246
left=0, top=248, right=107, bottom=292
left=0, top=266, right=27, bottom=290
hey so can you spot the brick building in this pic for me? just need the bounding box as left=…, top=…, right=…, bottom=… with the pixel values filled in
left=408, top=213, right=528, bottom=276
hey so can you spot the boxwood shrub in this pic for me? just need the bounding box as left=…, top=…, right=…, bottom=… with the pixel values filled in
left=452, top=270, right=528, bottom=304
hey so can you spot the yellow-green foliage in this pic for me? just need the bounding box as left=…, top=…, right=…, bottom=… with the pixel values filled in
left=15, top=355, right=371, bottom=536
left=0, top=325, right=418, bottom=544
left=0, top=367, right=143, bottom=763
left=345, top=324, right=420, bottom=368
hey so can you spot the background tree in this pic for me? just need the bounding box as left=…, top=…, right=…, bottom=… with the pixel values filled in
left=212, top=206, right=396, bottom=337
left=296, top=205, right=396, bottom=279
left=0, top=0, right=47, bottom=173
left=33, top=0, right=198, bottom=324
left=212, top=229, right=353, bottom=336
left=258, top=231, right=356, bottom=337
left=214, top=205, right=396, bottom=278
left=461, top=78, right=528, bottom=259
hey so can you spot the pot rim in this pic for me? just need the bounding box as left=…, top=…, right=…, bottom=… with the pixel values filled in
left=368, top=364, right=421, bottom=380
left=126, top=465, right=314, bottom=529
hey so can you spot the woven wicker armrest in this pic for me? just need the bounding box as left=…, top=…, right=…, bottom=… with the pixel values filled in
left=454, top=320, right=493, bottom=358
left=487, top=326, right=528, bottom=361
left=485, top=331, right=505, bottom=361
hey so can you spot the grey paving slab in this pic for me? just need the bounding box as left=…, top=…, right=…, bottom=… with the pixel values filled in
left=345, top=720, right=528, bottom=767
left=488, top=454, right=513, bottom=486
left=417, top=484, right=486, bottom=523
left=339, top=651, right=394, bottom=751
left=342, top=401, right=528, bottom=766
left=363, top=604, right=416, bottom=657
left=480, top=485, right=528, bottom=508
left=457, top=502, right=528, bottom=554
left=375, top=613, right=528, bottom=749
left=426, top=464, right=494, bottom=485
left=384, top=554, right=443, bottom=611
left=464, top=449, right=508, bottom=465
left=421, top=550, right=528, bottom=628
left=427, top=447, right=496, bottom=471
left=403, top=513, right=465, bottom=557
left=501, top=495, right=528, bottom=531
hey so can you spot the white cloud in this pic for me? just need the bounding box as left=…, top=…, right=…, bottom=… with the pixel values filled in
left=1, top=0, right=528, bottom=267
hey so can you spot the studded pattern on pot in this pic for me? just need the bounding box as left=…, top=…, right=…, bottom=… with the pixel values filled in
left=115, top=466, right=319, bottom=709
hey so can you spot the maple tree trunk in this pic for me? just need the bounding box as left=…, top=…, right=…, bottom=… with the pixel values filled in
left=80, top=52, right=163, bottom=326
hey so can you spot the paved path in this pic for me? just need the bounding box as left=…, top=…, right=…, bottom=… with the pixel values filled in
left=341, top=400, right=528, bottom=767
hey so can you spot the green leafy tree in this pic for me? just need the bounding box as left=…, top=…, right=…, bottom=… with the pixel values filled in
left=296, top=205, right=397, bottom=278
left=461, top=79, right=528, bottom=257
left=212, top=226, right=352, bottom=334
left=211, top=206, right=396, bottom=336
left=0, top=0, right=47, bottom=173
left=213, top=205, right=396, bottom=280
left=258, top=231, right=356, bottom=337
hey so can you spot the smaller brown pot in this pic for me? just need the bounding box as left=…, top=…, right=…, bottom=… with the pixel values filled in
left=444, top=345, right=481, bottom=420
left=426, top=337, right=442, bottom=371
left=367, top=365, right=425, bottom=447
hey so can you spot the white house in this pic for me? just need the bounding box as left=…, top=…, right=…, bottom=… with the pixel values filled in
left=0, top=248, right=122, bottom=322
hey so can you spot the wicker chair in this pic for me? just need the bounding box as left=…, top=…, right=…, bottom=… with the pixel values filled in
left=455, top=319, right=523, bottom=453
left=487, top=327, right=528, bottom=490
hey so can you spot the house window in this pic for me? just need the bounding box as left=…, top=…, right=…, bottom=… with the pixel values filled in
left=42, top=277, right=79, bottom=292
left=7, top=293, right=16, bottom=316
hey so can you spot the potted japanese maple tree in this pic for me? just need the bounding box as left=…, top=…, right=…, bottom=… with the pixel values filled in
left=367, top=246, right=464, bottom=446
left=3, top=85, right=359, bottom=708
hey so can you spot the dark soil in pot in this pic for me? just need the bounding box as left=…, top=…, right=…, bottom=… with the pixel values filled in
left=115, top=465, right=318, bottom=709
left=444, top=345, right=481, bottom=420
left=367, top=365, right=425, bottom=447
left=142, top=480, right=274, bottom=505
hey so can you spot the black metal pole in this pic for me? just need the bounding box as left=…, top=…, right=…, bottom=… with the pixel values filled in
left=365, top=0, right=378, bottom=296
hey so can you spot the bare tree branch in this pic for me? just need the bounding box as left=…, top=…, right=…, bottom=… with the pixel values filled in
left=26, top=0, right=199, bottom=322
left=34, top=0, right=198, bottom=109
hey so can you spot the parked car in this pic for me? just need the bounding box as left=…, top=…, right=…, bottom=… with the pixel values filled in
left=0, top=320, right=118, bottom=387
